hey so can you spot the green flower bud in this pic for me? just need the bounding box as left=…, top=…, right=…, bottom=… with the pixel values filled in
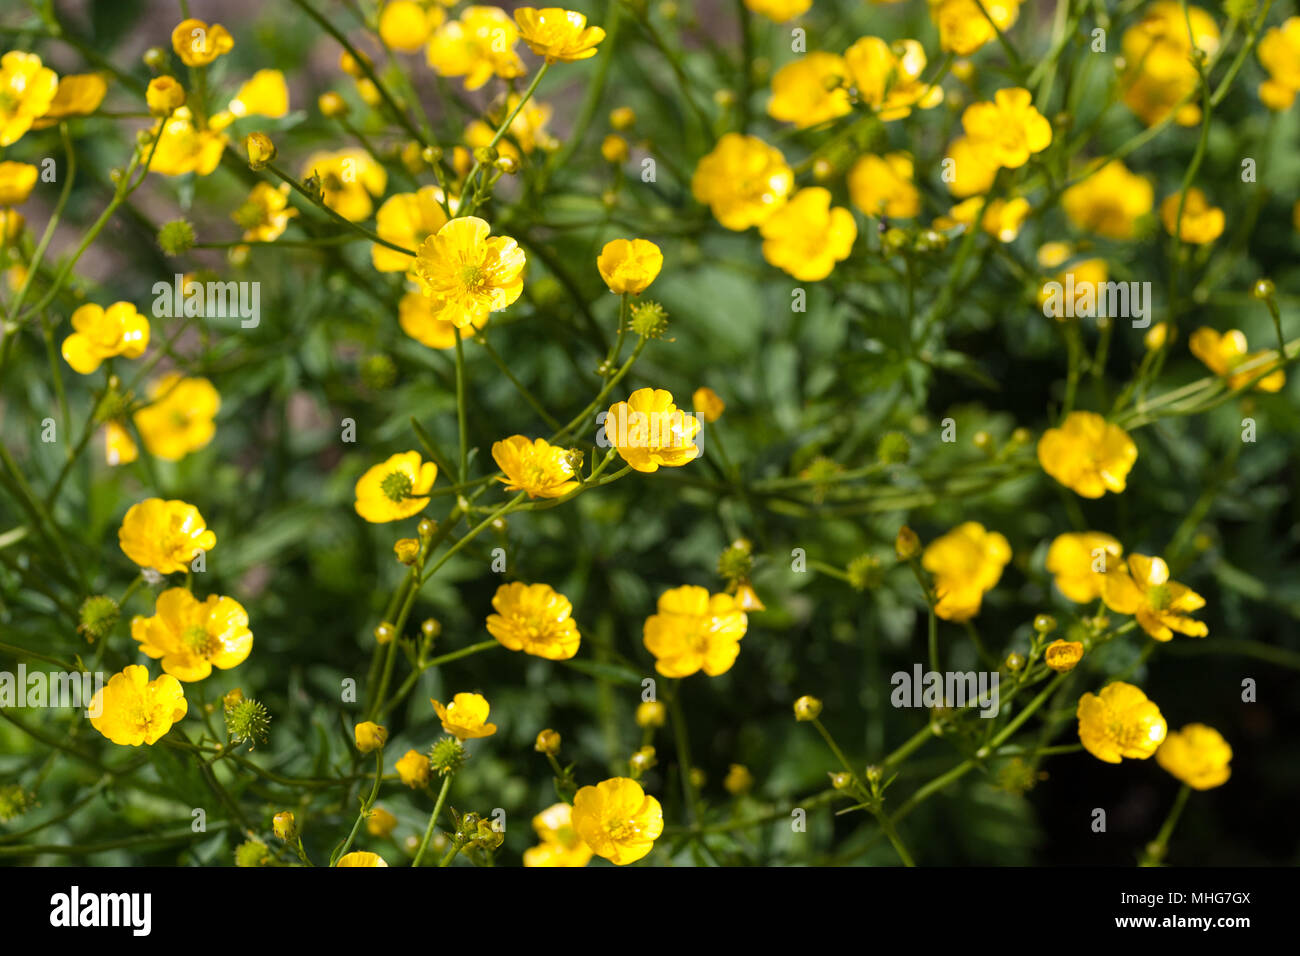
left=360, top=353, right=397, bottom=391
left=876, top=431, right=911, bottom=465
left=77, top=595, right=120, bottom=643
left=846, top=554, right=884, bottom=591
left=629, top=301, right=670, bottom=340
left=157, top=219, right=196, bottom=256
left=235, top=839, right=271, bottom=867
left=430, top=736, right=467, bottom=776
left=224, top=696, right=271, bottom=748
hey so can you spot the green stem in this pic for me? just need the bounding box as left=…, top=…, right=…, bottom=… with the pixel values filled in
left=412, top=773, right=455, bottom=866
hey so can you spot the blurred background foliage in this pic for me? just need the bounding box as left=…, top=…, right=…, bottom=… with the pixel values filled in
left=1, top=0, right=1299, bottom=865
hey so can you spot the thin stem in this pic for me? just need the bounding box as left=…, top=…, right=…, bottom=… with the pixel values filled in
left=412, top=773, right=455, bottom=866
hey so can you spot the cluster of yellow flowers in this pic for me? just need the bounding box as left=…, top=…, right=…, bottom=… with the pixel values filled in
left=1076, top=682, right=1231, bottom=792
left=91, top=498, right=247, bottom=745
left=9, top=0, right=1296, bottom=869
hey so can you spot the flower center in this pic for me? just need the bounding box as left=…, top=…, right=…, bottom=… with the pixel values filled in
left=381, top=470, right=414, bottom=503
left=459, top=262, right=487, bottom=293
left=609, top=819, right=643, bottom=842
left=1146, top=583, right=1172, bottom=612
left=183, top=625, right=216, bottom=657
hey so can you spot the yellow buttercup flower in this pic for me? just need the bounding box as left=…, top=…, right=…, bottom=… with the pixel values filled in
left=1077, top=681, right=1166, bottom=763
left=395, top=749, right=432, bottom=788
left=1061, top=161, right=1153, bottom=239
left=372, top=187, right=453, bottom=273
left=224, top=69, right=289, bottom=121
left=336, top=851, right=388, bottom=866
left=523, top=802, right=593, bottom=867
left=601, top=133, right=628, bottom=163
left=1160, top=189, right=1224, bottom=244
left=766, top=52, right=851, bottom=129
left=0, top=162, right=38, bottom=207
left=145, top=76, right=186, bottom=117
left=118, top=498, right=217, bottom=574
left=171, top=18, right=234, bottom=67
left=1037, top=258, right=1108, bottom=318
left=61, top=302, right=150, bottom=375
left=366, top=806, right=398, bottom=837
left=492, top=436, right=580, bottom=499
left=596, top=238, right=663, bottom=294
left=244, top=131, right=276, bottom=169
left=301, top=149, right=388, bottom=222
left=570, top=776, right=663, bottom=865
left=1156, top=724, right=1232, bottom=789
left=942, top=136, right=999, bottom=198
left=1145, top=322, right=1171, bottom=351
left=1036, top=242, right=1073, bottom=270
left=104, top=420, right=139, bottom=467
left=354, top=721, right=388, bottom=753
left=961, top=87, right=1052, bottom=169
left=930, top=0, right=1020, bottom=55
left=1037, top=411, right=1137, bottom=499
left=513, top=7, right=605, bottom=62
left=131, top=587, right=253, bottom=682
left=843, top=37, right=943, bottom=121
left=431, top=692, right=498, bottom=739
left=394, top=538, right=420, bottom=565
left=273, top=811, right=297, bottom=842
left=1258, top=17, right=1300, bottom=110
left=1100, top=554, right=1208, bottom=641
left=1188, top=327, right=1285, bottom=393
left=848, top=153, right=919, bottom=218
left=724, top=763, right=754, bottom=795
left=0, top=52, right=58, bottom=146
left=234, top=182, right=297, bottom=243
left=921, top=522, right=1011, bottom=622
left=89, top=665, right=188, bottom=746
left=793, top=694, right=822, bottom=721
left=643, top=585, right=748, bottom=677
left=743, top=0, right=812, bottom=23
left=398, top=289, right=488, bottom=348
left=426, top=6, right=526, bottom=90
left=486, top=581, right=581, bottom=659
left=133, top=374, right=220, bottom=461
left=691, top=133, right=793, bottom=231
left=354, top=451, right=437, bottom=523
left=149, top=108, right=226, bottom=177
left=1046, top=531, right=1122, bottom=603
left=636, top=700, right=666, bottom=728
left=692, top=386, right=725, bottom=423
left=985, top=198, right=1032, bottom=240
left=33, top=72, right=106, bottom=128
left=604, top=387, right=701, bottom=472
left=412, top=216, right=526, bottom=329
left=1120, top=3, right=1219, bottom=127
left=380, top=1, right=441, bottom=52
left=1044, top=640, right=1084, bottom=673
left=938, top=196, right=1031, bottom=243
left=759, top=187, right=856, bottom=281
left=465, top=93, right=557, bottom=158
